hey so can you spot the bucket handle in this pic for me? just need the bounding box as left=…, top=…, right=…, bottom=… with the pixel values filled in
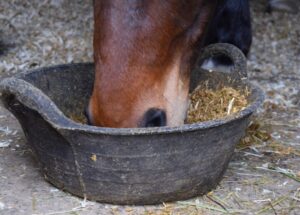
left=195, top=43, right=248, bottom=80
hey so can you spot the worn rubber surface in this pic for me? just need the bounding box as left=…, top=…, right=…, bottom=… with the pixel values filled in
left=0, top=44, right=264, bottom=205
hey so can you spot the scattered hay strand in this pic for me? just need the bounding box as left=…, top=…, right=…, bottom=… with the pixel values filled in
left=268, top=141, right=300, bottom=156
left=177, top=200, right=246, bottom=214
left=205, top=195, right=228, bottom=212
left=0, top=140, right=12, bottom=148
left=237, top=121, right=272, bottom=150
left=256, top=196, right=288, bottom=214
left=256, top=165, right=300, bottom=183
left=206, top=192, right=231, bottom=209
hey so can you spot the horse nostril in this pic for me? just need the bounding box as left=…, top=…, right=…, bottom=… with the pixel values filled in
left=141, top=108, right=167, bottom=127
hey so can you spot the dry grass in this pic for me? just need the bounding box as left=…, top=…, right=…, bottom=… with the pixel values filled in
left=187, top=86, right=248, bottom=123
left=68, top=113, right=87, bottom=124
left=237, top=121, right=272, bottom=150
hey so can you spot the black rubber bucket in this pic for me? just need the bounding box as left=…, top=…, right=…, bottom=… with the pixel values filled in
left=0, top=44, right=264, bottom=205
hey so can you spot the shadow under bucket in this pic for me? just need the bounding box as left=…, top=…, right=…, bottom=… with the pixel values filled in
left=0, top=44, right=264, bottom=205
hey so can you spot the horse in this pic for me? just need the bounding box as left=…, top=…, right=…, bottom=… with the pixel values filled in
left=86, top=0, right=252, bottom=128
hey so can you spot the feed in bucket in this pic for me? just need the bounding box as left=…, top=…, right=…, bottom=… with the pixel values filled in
left=69, top=84, right=249, bottom=125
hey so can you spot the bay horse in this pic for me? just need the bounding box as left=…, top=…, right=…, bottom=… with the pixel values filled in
left=87, top=0, right=252, bottom=128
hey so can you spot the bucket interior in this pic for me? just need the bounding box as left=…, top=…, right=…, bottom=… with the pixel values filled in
left=18, top=63, right=252, bottom=125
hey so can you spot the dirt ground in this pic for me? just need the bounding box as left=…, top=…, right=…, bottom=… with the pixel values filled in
left=0, top=0, right=300, bottom=214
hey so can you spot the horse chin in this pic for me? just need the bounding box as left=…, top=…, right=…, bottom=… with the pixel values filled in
left=166, top=96, right=189, bottom=127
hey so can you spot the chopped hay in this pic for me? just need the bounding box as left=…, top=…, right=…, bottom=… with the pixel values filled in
left=67, top=86, right=249, bottom=125
left=186, top=86, right=248, bottom=123
left=68, top=113, right=87, bottom=124
left=66, top=86, right=249, bottom=125
left=237, top=121, right=272, bottom=150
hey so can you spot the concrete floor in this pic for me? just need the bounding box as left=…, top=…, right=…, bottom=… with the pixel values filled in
left=0, top=0, right=300, bottom=214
